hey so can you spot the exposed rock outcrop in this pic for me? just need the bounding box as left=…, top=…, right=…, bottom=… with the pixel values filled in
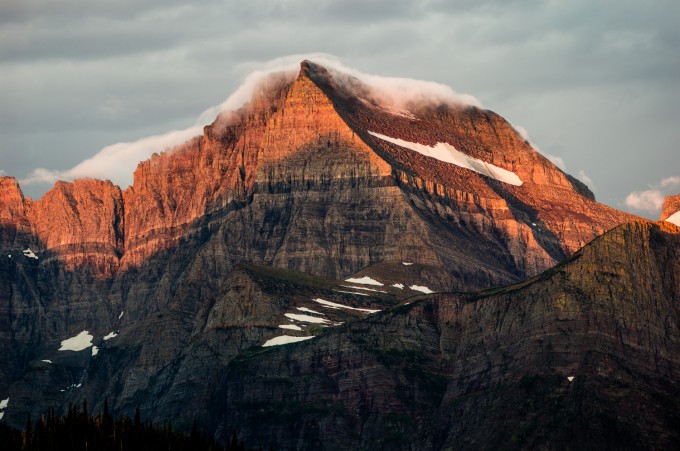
left=209, top=220, right=680, bottom=450
left=661, top=193, right=680, bottom=223
left=0, top=177, right=32, bottom=249
left=1, top=61, right=636, bottom=286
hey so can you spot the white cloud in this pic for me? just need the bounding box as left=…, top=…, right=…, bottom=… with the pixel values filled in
left=231, top=53, right=483, bottom=111
left=660, top=176, right=680, bottom=188
left=20, top=126, right=203, bottom=188
left=321, top=57, right=483, bottom=110
left=624, top=190, right=665, bottom=213
left=0, top=169, right=6, bottom=176
left=624, top=175, right=680, bottom=214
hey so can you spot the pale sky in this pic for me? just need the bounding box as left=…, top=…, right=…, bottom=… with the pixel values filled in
left=1, top=0, right=678, bottom=218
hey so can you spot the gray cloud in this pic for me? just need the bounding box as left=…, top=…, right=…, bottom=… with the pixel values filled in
left=0, top=0, right=678, bottom=218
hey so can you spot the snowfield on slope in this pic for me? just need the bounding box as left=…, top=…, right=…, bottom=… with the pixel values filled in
left=368, top=131, right=523, bottom=186
left=0, top=396, right=8, bottom=419
left=340, top=285, right=388, bottom=293
left=279, top=324, right=303, bottom=331
left=410, top=285, right=434, bottom=294
left=263, top=335, right=314, bottom=347
left=23, top=248, right=38, bottom=259
left=297, top=307, right=325, bottom=315
left=344, top=276, right=383, bottom=286
left=284, top=313, right=330, bottom=324
left=666, top=211, right=680, bottom=226
left=59, top=331, right=93, bottom=351
left=314, top=298, right=380, bottom=314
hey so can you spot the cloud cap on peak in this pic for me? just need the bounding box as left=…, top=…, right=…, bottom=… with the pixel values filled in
left=15, top=54, right=483, bottom=196
left=298, top=57, right=483, bottom=114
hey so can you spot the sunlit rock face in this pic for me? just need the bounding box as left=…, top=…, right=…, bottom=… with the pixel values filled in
left=2, top=60, right=634, bottom=284
left=661, top=193, right=680, bottom=225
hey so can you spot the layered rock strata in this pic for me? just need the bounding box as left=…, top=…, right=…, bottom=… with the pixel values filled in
left=209, top=220, right=680, bottom=450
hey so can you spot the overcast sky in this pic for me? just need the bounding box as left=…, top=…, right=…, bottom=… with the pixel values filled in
left=1, top=0, right=678, bottom=218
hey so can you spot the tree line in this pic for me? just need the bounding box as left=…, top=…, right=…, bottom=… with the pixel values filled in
left=0, top=400, right=257, bottom=451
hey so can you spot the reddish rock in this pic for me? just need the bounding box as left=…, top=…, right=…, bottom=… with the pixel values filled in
left=0, top=176, right=33, bottom=249
left=28, top=179, right=124, bottom=276
left=0, top=61, right=636, bottom=285
left=661, top=193, right=680, bottom=222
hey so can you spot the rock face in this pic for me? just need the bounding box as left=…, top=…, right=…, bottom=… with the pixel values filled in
left=661, top=193, right=680, bottom=223
left=29, top=179, right=124, bottom=276
left=209, top=221, right=680, bottom=450
left=0, top=60, right=641, bottom=439
left=1, top=61, right=635, bottom=288
left=0, top=177, right=32, bottom=249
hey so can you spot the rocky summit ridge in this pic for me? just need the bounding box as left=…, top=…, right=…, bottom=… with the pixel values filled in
left=0, top=60, right=667, bottom=449
left=1, top=60, right=634, bottom=287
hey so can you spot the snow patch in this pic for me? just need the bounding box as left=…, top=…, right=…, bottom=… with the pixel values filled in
left=531, top=223, right=537, bottom=227
left=368, top=131, right=523, bottom=186
left=409, top=285, right=434, bottom=294
left=91, top=346, right=99, bottom=356
left=402, top=262, right=414, bottom=266
left=0, top=397, right=8, bottom=419
left=279, top=324, right=302, bottom=331
left=344, top=276, right=383, bottom=286
left=59, top=331, right=93, bottom=352
left=567, top=376, right=575, bottom=382
left=103, top=332, right=118, bottom=340
left=284, top=313, right=330, bottom=324
left=41, top=360, right=52, bottom=364
left=391, top=283, right=405, bottom=289
left=340, top=285, right=388, bottom=293
left=118, top=311, right=124, bottom=319
left=313, top=298, right=380, bottom=314
left=22, top=248, right=38, bottom=259
left=666, top=211, right=680, bottom=227
left=263, top=335, right=314, bottom=347
left=296, top=307, right=325, bottom=316
left=334, top=290, right=370, bottom=296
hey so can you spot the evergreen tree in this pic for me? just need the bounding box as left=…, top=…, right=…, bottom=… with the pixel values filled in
left=0, top=403, right=258, bottom=451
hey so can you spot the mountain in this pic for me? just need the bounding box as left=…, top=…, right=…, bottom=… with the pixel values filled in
left=1, top=61, right=633, bottom=287
left=0, top=60, right=639, bottom=440
left=209, top=220, right=680, bottom=450
left=662, top=194, right=680, bottom=225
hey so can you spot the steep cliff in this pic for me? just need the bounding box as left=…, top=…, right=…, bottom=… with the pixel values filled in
left=0, top=177, right=32, bottom=249
left=209, top=220, right=680, bottom=450
left=661, top=193, right=680, bottom=224
left=1, top=61, right=635, bottom=288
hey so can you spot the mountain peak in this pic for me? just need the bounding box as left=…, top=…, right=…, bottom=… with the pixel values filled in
left=662, top=193, right=680, bottom=225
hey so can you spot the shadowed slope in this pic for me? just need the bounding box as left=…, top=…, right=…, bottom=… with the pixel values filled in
left=210, top=220, right=680, bottom=450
